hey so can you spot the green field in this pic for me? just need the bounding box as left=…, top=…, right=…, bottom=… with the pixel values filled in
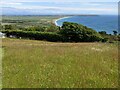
left=2, top=38, right=118, bottom=88
left=1, top=15, right=64, bottom=27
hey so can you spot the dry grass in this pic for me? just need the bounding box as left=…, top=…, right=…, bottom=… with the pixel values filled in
left=2, top=38, right=118, bottom=88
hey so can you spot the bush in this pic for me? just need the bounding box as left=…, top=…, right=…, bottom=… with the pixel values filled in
left=101, top=38, right=109, bottom=42
left=59, top=22, right=102, bottom=42
left=25, top=25, right=59, bottom=32
left=4, top=25, right=14, bottom=30
left=25, top=26, right=45, bottom=32
left=99, top=31, right=107, bottom=35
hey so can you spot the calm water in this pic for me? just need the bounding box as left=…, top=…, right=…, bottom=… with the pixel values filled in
left=56, top=15, right=118, bottom=34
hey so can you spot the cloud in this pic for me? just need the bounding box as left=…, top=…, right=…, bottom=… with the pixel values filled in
left=1, top=2, right=22, bottom=6
left=1, top=0, right=118, bottom=15
left=7, top=3, right=116, bottom=12
left=2, top=6, right=117, bottom=15
left=2, top=7, right=64, bottom=15
left=2, top=0, right=120, bottom=3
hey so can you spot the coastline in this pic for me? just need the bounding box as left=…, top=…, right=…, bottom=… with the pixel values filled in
left=53, top=15, right=98, bottom=26
left=54, top=16, right=73, bottom=26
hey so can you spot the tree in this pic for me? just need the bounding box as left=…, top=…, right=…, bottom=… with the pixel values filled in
left=60, top=22, right=82, bottom=42
left=113, top=30, right=118, bottom=35
left=99, top=31, right=107, bottom=35
left=59, top=22, right=102, bottom=42
left=45, top=25, right=59, bottom=32
left=4, top=25, right=13, bottom=30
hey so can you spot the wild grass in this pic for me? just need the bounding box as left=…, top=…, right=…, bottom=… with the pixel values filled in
left=2, top=38, right=118, bottom=88
left=0, top=38, right=2, bottom=89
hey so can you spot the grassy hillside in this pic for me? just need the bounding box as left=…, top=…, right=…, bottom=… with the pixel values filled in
left=2, top=38, right=118, bottom=88
left=0, top=39, right=2, bottom=89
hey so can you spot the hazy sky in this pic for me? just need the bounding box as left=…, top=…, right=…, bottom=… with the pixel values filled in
left=1, top=0, right=119, bottom=15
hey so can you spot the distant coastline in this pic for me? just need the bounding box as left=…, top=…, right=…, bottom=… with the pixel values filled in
left=54, top=15, right=99, bottom=26
left=53, top=15, right=117, bottom=34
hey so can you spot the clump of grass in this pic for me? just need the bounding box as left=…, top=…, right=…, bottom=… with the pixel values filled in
left=2, top=38, right=118, bottom=88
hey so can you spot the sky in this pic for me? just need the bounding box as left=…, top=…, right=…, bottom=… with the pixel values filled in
left=1, top=0, right=119, bottom=15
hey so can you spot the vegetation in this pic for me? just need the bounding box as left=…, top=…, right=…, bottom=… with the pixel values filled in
left=2, top=38, right=118, bottom=88
left=1, top=15, right=64, bottom=29
left=0, top=44, right=2, bottom=89
left=25, top=25, right=59, bottom=32
left=99, top=31, right=119, bottom=42
left=1, top=16, right=119, bottom=43
left=113, top=31, right=118, bottom=36
left=2, top=30, right=63, bottom=42
left=1, top=22, right=104, bottom=42
left=59, top=22, right=102, bottom=42
left=1, top=16, right=119, bottom=88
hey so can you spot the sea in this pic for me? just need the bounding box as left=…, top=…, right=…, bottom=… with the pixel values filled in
left=55, top=15, right=118, bottom=34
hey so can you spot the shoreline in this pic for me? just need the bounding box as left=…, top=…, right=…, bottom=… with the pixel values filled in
left=54, top=16, right=73, bottom=26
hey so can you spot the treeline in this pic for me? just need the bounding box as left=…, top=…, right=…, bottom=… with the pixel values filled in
left=98, top=31, right=119, bottom=42
left=1, top=22, right=119, bottom=42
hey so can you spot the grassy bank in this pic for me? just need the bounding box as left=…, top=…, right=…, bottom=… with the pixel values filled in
left=0, top=39, right=2, bottom=89
left=2, top=38, right=118, bottom=88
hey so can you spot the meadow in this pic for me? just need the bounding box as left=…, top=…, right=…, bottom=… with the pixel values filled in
left=2, top=38, right=118, bottom=88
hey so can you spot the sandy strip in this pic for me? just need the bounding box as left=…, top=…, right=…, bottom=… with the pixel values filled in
left=54, top=16, right=73, bottom=26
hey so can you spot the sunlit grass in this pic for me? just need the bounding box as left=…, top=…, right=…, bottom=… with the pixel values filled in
left=2, top=38, right=118, bottom=88
left=0, top=39, right=2, bottom=89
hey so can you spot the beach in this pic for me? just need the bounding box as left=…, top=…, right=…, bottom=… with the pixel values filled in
left=53, top=15, right=118, bottom=34
left=54, top=16, right=73, bottom=26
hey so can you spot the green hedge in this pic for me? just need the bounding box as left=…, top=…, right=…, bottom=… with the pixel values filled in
left=1, top=22, right=106, bottom=42
left=2, top=30, right=64, bottom=42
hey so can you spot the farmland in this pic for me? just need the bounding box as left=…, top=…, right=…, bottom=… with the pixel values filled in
left=1, top=15, right=64, bottom=26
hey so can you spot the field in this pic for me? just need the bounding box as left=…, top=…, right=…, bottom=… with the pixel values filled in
left=1, top=15, right=65, bottom=27
left=2, top=38, right=118, bottom=88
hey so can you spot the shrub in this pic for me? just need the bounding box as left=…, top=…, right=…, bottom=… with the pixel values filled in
left=101, top=38, right=109, bottom=42
left=4, top=25, right=13, bottom=30
left=99, top=31, right=107, bottom=35
left=25, top=25, right=59, bottom=32
left=25, top=26, right=45, bottom=32
left=59, top=22, right=102, bottom=42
